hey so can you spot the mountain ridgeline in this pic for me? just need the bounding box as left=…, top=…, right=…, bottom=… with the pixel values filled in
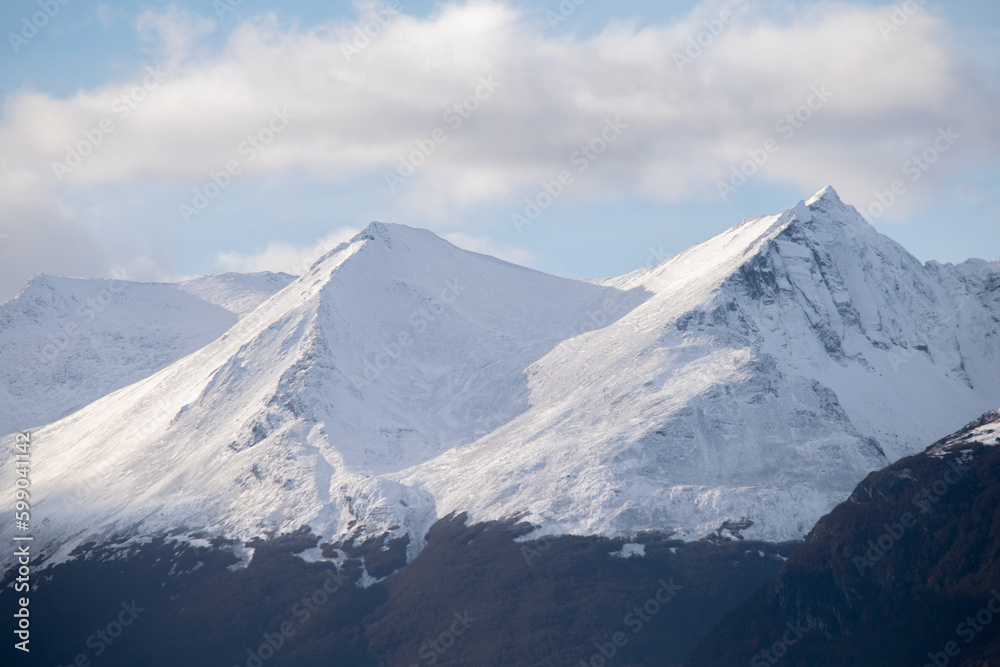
left=3, top=187, right=999, bottom=573
left=1, top=187, right=999, bottom=665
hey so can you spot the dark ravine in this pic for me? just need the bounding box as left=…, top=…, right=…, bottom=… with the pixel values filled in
left=1, top=517, right=797, bottom=666
left=688, top=410, right=1000, bottom=667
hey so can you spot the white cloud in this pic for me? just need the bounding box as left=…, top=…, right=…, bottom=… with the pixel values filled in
left=0, top=156, right=112, bottom=303
left=137, top=5, right=217, bottom=63
left=2, top=0, right=994, bottom=210
left=217, top=227, right=537, bottom=278
left=1, top=0, right=997, bottom=299
left=216, top=228, right=360, bottom=275
left=96, top=4, right=120, bottom=30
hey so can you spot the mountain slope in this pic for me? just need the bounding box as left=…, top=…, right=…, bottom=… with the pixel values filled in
left=2, top=225, right=627, bottom=568
left=688, top=408, right=1000, bottom=666
left=394, top=187, right=1000, bottom=541
left=3, top=187, right=999, bottom=572
left=0, top=271, right=295, bottom=435
left=176, top=271, right=297, bottom=317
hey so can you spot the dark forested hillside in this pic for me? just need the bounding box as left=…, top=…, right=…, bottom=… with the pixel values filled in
left=1, top=517, right=796, bottom=666
left=688, top=411, right=1000, bottom=667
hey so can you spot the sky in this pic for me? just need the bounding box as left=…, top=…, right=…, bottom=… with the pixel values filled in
left=0, top=0, right=998, bottom=302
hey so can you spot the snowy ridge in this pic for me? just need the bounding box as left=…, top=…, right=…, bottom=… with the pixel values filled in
left=177, top=271, right=296, bottom=317
left=1, top=226, right=628, bottom=567
left=928, top=409, right=1000, bottom=455
left=0, top=272, right=294, bottom=435
left=3, top=188, right=1000, bottom=571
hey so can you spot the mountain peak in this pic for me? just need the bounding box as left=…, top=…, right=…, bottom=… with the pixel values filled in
left=11, top=185, right=1000, bottom=571
left=350, top=221, right=449, bottom=254
left=304, top=222, right=418, bottom=276
left=783, top=185, right=870, bottom=234
left=357, top=220, right=437, bottom=243
left=359, top=220, right=395, bottom=240
left=805, top=185, right=842, bottom=207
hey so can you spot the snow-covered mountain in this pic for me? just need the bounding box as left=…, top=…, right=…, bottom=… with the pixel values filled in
left=0, top=271, right=294, bottom=435
left=3, top=187, right=999, bottom=571
left=400, top=187, right=1000, bottom=542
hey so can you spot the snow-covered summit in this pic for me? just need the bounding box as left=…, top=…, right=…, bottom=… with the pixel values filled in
left=804, top=184, right=842, bottom=207
left=3, top=188, right=1000, bottom=571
